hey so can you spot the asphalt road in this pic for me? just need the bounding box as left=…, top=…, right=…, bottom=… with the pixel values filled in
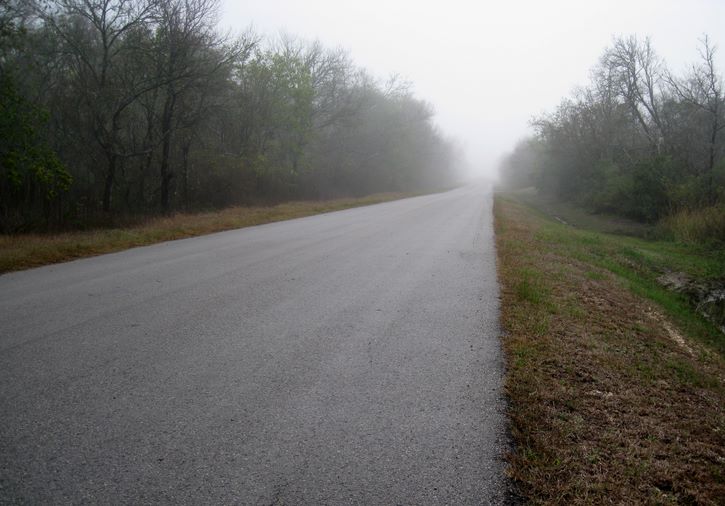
left=0, top=185, right=509, bottom=505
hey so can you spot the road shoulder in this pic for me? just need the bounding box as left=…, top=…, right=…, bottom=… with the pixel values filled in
left=495, top=196, right=725, bottom=503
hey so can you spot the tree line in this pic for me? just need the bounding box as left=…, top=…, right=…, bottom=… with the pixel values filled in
left=500, top=35, right=724, bottom=224
left=0, top=0, right=460, bottom=231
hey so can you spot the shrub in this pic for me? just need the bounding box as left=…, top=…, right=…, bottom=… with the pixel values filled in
left=662, top=204, right=725, bottom=246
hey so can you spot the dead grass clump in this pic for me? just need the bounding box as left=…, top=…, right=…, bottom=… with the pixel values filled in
left=662, top=204, right=725, bottom=246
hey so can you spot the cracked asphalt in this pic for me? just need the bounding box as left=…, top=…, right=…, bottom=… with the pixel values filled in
left=0, top=184, right=509, bottom=504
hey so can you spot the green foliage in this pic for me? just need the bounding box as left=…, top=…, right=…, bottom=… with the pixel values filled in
left=0, top=72, right=71, bottom=229
left=239, top=49, right=315, bottom=195
left=625, top=157, right=673, bottom=222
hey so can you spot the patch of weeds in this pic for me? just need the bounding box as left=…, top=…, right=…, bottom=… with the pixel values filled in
left=620, top=245, right=646, bottom=262
left=515, top=268, right=549, bottom=305
left=585, top=270, right=607, bottom=281
left=634, top=362, right=657, bottom=383
left=666, top=359, right=720, bottom=389
left=531, top=314, right=551, bottom=336
left=572, top=232, right=603, bottom=247
left=632, top=322, right=648, bottom=334
left=564, top=303, right=585, bottom=319
left=513, top=346, right=536, bottom=368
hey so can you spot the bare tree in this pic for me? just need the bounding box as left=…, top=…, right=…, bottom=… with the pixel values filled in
left=151, top=0, right=255, bottom=211
left=602, top=36, right=666, bottom=152
left=34, top=0, right=155, bottom=211
left=666, top=36, right=724, bottom=204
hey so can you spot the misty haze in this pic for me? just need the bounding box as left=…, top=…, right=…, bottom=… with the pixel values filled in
left=1, top=1, right=723, bottom=504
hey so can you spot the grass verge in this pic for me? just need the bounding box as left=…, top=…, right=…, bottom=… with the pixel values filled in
left=495, top=195, right=725, bottom=504
left=0, top=193, right=411, bottom=274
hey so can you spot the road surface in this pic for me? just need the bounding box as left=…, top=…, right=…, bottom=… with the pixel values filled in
left=0, top=185, right=509, bottom=504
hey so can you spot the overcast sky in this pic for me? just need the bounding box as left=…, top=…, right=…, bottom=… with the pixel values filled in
left=221, top=0, right=725, bottom=177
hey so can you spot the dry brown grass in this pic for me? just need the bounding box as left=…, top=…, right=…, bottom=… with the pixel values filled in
left=495, top=197, right=725, bottom=504
left=662, top=204, right=725, bottom=246
left=0, top=193, right=410, bottom=274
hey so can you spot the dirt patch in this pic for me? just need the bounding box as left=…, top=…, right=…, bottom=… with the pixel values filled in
left=495, top=197, right=725, bottom=504
left=644, top=306, right=696, bottom=357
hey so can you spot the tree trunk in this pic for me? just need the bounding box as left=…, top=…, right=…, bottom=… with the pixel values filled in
left=159, top=93, right=176, bottom=214
left=181, top=139, right=191, bottom=211
left=138, top=115, right=156, bottom=210
left=102, top=154, right=116, bottom=213
left=160, top=138, right=172, bottom=213
left=707, top=120, right=717, bottom=205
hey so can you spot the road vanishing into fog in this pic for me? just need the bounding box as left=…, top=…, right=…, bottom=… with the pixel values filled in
left=0, top=185, right=509, bottom=504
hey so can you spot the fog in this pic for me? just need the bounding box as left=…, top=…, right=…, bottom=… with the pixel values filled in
left=5, top=0, right=724, bottom=229
left=222, top=0, right=725, bottom=178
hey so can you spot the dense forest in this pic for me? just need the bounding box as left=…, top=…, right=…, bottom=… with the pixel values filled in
left=0, top=0, right=460, bottom=232
left=500, top=35, right=724, bottom=239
